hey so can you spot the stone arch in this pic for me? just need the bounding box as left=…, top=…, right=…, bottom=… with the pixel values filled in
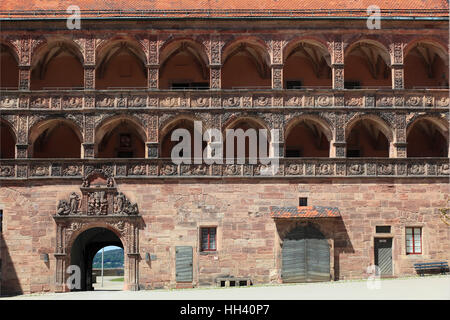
left=159, top=37, right=210, bottom=78
left=0, top=39, right=20, bottom=64
left=95, top=114, right=147, bottom=158
left=283, top=38, right=332, bottom=88
left=222, top=114, right=271, bottom=137
left=285, top=114, right=333, bottom=143
left=344, top=39, right=392, bottom=87
left=345, top=113, right=393, bottom=157
left=95, top=37, right=147, bottom=88
left=159, top=115, right=205, bottom=159
left=279, top=220, right=332, bottom=246
left=404, top=38, right=449, bottom=64
left=406, top=115, right=449, bottom=157
left=345, top=113, right=394, bottom=143
left=0, top=117, right=17, bottom=158
left=221, top=37, right=271, bottom=88
left=344, top=36, right=391, bottom=64
left=29, top=117, right=83, bottom=158
left=284, top=114, right=333, bottom=158
left=0, top=42, right=20, bottom=88
left=403, top=38, right=449, bottom=88
left=30, top=37, right=84, bottom=89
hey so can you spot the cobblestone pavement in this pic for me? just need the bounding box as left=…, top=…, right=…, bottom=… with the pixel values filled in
left=2, top=275, right=449, bottom=300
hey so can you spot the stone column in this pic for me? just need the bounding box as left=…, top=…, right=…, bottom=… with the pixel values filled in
left=84, top=37, right=96, bottom=89
left=271, top=65, right=283, bottom=90
left=332, top=113, right=346, bottom=157
left=394, top=113, right=407, bottom=158
left=83, top=114, right=95, bottom=158
left=16, top=115, right=29, bottom=158
left=210, top=65, right=222, bottom=90
left=148, top=65, right=159, bottom=89
left=19, top=68, right=31, bottom=90
left=390, top=42, right=404, bottom=90
left=331, top=41, right=345, bottom=90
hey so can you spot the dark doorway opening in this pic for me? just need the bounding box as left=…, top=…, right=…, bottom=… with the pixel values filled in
left=374, top=237, right=393, bottom=277
left=70, top=227, right=123, bottom=291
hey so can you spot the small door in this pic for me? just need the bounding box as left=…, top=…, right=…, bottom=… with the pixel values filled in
left=175, top=246, right=193, bottom=282
left=374, top=238, right=393, bottom=276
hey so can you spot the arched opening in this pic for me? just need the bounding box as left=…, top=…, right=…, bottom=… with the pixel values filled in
left=407, top=119, right=448, bottom=157
left=281, top=223, right=330, bottom=283
left=96, top=118, right=145, bottom=158
left=96, top=41, right=147, bottom=89
left=346, top=119, right=390, bottom=157
left=222, top=41, right=271, bottom=89
left=344, top=41, right=391, bottom=89
left=285, top=119, right=330, bottom=157
left=31, top=41, right=84, bottom=90
left=283, top=41, right=332, bottom=89
left=70, top=227, right=123, bottom=291
left=159, top=40, right=209, bottom=90
left=0, top=120, right=16, bottom=158
left=160, top=119, right=206, bottom=159
left=92, top=245, right=124, bottom=290
left=223, top=118, right=270, bottom=162
left=0, top=43, right=19, bottom=89
left=404, top=42, right=449, bottom=89
left=31, top=120, right=82, bottom=158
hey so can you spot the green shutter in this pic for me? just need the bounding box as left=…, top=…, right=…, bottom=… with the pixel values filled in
left=175, top=246, right=193, bottom=282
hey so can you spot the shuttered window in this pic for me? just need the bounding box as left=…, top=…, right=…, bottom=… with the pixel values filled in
left=201, top=227, right=216, bottom=251
left=406, top=227, right=422, bottom=254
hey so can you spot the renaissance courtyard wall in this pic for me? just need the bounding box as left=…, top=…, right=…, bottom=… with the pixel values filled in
left=0, top=178, right=448, bottom=294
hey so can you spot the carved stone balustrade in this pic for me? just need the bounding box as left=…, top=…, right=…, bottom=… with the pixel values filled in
left=0, top=158, right=448, bottom=179
left=0, top=88, right=448, bottom=110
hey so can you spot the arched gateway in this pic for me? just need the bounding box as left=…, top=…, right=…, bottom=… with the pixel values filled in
left=53, top=168, right=142, bottom=292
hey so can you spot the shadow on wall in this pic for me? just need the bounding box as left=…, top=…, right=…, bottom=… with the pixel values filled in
left=0, top=234, right=22, bottom=296
left=333, top=217, right=355, bottom=281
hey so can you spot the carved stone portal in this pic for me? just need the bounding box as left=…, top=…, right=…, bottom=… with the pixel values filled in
left=53, top=170, right=141, bottom=292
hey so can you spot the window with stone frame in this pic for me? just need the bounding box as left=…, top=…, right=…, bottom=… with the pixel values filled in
left=200, top=227, right=217, bottom=252
left=406, top=227, right=422, bottom=254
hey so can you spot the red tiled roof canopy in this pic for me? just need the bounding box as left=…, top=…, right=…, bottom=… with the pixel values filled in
left=0, top=0, right=448, bottom=18
left=270, top=206, right=341, bottom=218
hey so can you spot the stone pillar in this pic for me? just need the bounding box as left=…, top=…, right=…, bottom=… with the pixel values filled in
left=210, top=65, right=221, bottom=90
left=390, top=42, right=404, bottom=90
left=331, top=41, right=345, bottom=90
left=19, top=67, right=31, bottom=90
left=84, top=67, right=95, bottom=89
left=148, top=36, right=159, bottom=89
left=148, top=65, right=159, bottom=89
left=332, top=113, right=346, bottom=157
left=54, top=253, right=68, bottom=292
left=394, top=113, right=407, bottom=158
left=82, top=142, right=95, bottom=159
left=84, top=37, right=96, bottom=89
left=146, top=142, right=159, bottom=158
left=271, top=65, right=283, bottom=90
left=16, top=144, right=29, bottom=158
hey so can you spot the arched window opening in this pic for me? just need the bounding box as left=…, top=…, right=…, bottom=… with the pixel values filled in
left=31, top=42, right=84, bottom=90
left=285, top=121, right=330, bottom=157
left=96, top=42, right=147, bottom=89
left=160, top=119, right=206, bottom=159
left=0, top=44, right=19, bottom=89
left=97, top=120, right=145, bottom=158
left=222, top=42, right=271, bottom=89
left=159, top=41, right=209, bottom=90
left=346, top=120, right=389, bottom=157
left=32, top=121, right=81, bottom=158
left=284, top=42, right=331, bottom=89
left=404, top=42, right=449, bottom=89
left=223, top=119, right=269, bottom=162
left=407, top=120, right=448, bottom=157
left=0, top=121, right=16, bottom=158
left=344, top=42, right=391, bottom=89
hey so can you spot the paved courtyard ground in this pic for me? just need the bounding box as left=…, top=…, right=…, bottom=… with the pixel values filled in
left=2, top=275, right=449, bottom=300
